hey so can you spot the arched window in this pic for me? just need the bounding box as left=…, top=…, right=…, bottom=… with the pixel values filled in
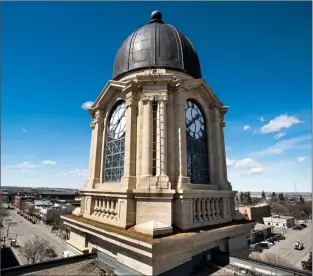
left=185, top=99, right=210, bottom=184
left=103, top=101, right=126, bottom=182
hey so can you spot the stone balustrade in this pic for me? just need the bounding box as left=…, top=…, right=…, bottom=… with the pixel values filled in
left=92, top=196, right=118, bottom=220
left=82, top=191, right=136, bottom=229
left=192, top=197, right=223, bottom=223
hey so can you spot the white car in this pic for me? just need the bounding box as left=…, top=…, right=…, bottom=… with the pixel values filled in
left=260, top=241, right=274, bottom=246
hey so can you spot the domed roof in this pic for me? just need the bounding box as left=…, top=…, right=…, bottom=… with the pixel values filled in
left=112, top=11, right=202, bottom=80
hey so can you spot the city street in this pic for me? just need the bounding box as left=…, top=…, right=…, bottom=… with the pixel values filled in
left=1, top=207, right=68, bottom=265
left=258, top=222, right=312, bottom=270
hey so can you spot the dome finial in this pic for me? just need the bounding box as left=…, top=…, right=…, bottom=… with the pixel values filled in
left=150, top=10, right=163, bottom=24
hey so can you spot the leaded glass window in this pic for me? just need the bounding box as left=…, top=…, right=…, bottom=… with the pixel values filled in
left=103, top=101, right=126, bottom=182
left=185, top=99, right=210, bottom=184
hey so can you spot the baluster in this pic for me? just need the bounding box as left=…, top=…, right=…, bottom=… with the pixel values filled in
left=198, top=199, right=203, bottom=222
left=206, top=199, right=212, bottom=220
left=211, top=198, right=217, bottom=220
left=215, top=198, right=221, bottom=219
left=113, top=199, right=118, bottom=218
left=103, top=198, right=108, bottom=217
left=99, top=198, right=104, bottom=217
left=110, top=198, right=115, bottom=219
left=100, top=198, right=105, bottom=217
left=202, top=199, right=208, bottom=221
left=106, top=199, right=111, bottom=218
left=97, top=198, right=102, bottom=216
left=93, top=197, right=99, bottom=215
left=193, top=199, right=198, bottom=222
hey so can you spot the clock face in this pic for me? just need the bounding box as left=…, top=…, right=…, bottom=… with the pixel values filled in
left=185, top=100, right=205, bottom=139
left=108, top=103, right=126, bottom=139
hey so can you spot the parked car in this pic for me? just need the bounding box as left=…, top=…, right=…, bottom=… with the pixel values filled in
left=293, top=225, right=304, bottom=230
left=260, top=241, right=274, bottom=246
left=257, top=242, right=269, bottom=249
left=300, top=224, right=307, bottom=228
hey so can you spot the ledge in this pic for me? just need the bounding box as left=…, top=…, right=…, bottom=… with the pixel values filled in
left=62, top=214, right=256, bottom=244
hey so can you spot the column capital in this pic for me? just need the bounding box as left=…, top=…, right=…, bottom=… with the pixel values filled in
left=124, top=96, right=138, bottom=109
left=155, top=94, right=168, bottom=103
left=90, top=110, right=105, bottom=128
left=141, top=94, right=155, bottom=103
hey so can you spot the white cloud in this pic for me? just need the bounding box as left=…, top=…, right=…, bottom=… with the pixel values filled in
left=81, top=101, right=94, bottom=110
left=297, top=156, right=307, bottom=162
left=226, top=158, right=236, bottom=167
left=21, top=170, right=29, bottom=173
left=42, top=160, right=57, bottom=165
left=21, top=128, right=27, bottom=132
left=260, top=117, right=265, bottom=122
left=243, top=125, right=251, bottom=130
left=274, top=132, right=286, bottom=139
left=10, top=161, right=39, bottom=169
left=62, top=169, right=88, bottom=176
left=251, top=135, right=311, bottom=157
left=227, top=157, right=264, bottom=175
left=260, top=114, right=301, bottom=134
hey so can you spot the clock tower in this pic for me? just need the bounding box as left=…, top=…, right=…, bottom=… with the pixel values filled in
left=62, top=11, right=256, bottom=276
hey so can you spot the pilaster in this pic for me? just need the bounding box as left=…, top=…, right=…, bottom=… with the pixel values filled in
left=121, top=92, right=138, bottom=189
left=209, top=106, right=225, bottom=189
left=87, top=110, right=105, bottom=189
left=156, top=94, right=170, bottom=189
left=174, top=87, right=190, bottom=189
left=139, top=95, right=154, bottom=188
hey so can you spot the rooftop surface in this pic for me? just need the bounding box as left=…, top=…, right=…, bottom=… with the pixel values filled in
left=253, top=223, right=273, bottom=231
left=26, top=259, right=114, bottom=276
left=64, top=214, right=255, bottom=244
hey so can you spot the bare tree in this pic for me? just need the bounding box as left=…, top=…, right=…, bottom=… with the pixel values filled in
left=20, top=236, right=50, bottom=264
left=0, top=205, right=8, bottom=226
left=250, top=252, right=292, bottom=268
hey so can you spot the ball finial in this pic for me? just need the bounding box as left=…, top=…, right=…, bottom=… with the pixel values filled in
left=150, top=10, right=163, bottom=23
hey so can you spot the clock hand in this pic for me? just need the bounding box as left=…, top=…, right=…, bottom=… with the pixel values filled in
left=186, top=113, right=200, bottom=128
left=112, top=111, right=126, bottom=135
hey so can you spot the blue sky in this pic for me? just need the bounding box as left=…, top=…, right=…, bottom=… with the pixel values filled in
left=2, top=1, right=312, bottom=192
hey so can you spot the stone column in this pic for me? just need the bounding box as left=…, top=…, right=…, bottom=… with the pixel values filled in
left=156, top=95, right=170, bottom=188
left=121, top=93, right=138, bottom=188
left=140, top=97, right=153, bottom=178
left=87, top=110, right=105, bottom=189
left=209, top=106, right=224, bottom=188
left=174, top=89, right=190, bottom=189
left=167, top=92, right=175, bottom=187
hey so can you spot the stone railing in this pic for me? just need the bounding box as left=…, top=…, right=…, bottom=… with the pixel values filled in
left=192, top=197, right=223, bottom=223
left=92, top=196, right=118, bottom=220
left=173, top=192, right=234, bottom=230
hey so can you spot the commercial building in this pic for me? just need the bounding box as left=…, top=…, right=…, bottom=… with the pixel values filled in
left=250, top=223, right=274, bottom=244
left=237, top=203, right=271, bottom=223
left=61, top=10, right=255, bottom=276
left=263, top=215, right=295, bottom=228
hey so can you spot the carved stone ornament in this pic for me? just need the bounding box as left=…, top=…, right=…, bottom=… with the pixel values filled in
left=124, top=96, right=138, bottom=109
left=144, top=68, right=166, bottom=75
left=90, top=110, right=105, bottom=128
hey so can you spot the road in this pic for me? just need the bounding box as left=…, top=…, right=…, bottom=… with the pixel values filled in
left=259, top=221, right=312, bottom=270
left=1, top=207, right=68, bottom=265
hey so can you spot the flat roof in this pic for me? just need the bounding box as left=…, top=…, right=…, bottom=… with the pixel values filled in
left=253, top=223, right=273, bottom=231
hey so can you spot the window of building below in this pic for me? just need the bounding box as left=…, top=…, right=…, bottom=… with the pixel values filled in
left=276, top=223, right=279, bottom=226
left=268, top=223, right=270, bottom=225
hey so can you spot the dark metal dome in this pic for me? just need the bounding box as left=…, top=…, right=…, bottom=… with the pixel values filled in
left=112, top=11, right=202, bottom=80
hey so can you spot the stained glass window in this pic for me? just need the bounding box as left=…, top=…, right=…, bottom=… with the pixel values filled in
left=103, top=101, right=126, bottom=182
left=185, top=99, right=210, bottom=184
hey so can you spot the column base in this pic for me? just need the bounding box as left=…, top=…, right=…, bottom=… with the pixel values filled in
left=157, top=174, right=171, bottom=189
left=138, top=174, right=158, bottom=189
left=121, top=175, right=137, bottom=189
left=86, top=178, right=100, bottom=189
